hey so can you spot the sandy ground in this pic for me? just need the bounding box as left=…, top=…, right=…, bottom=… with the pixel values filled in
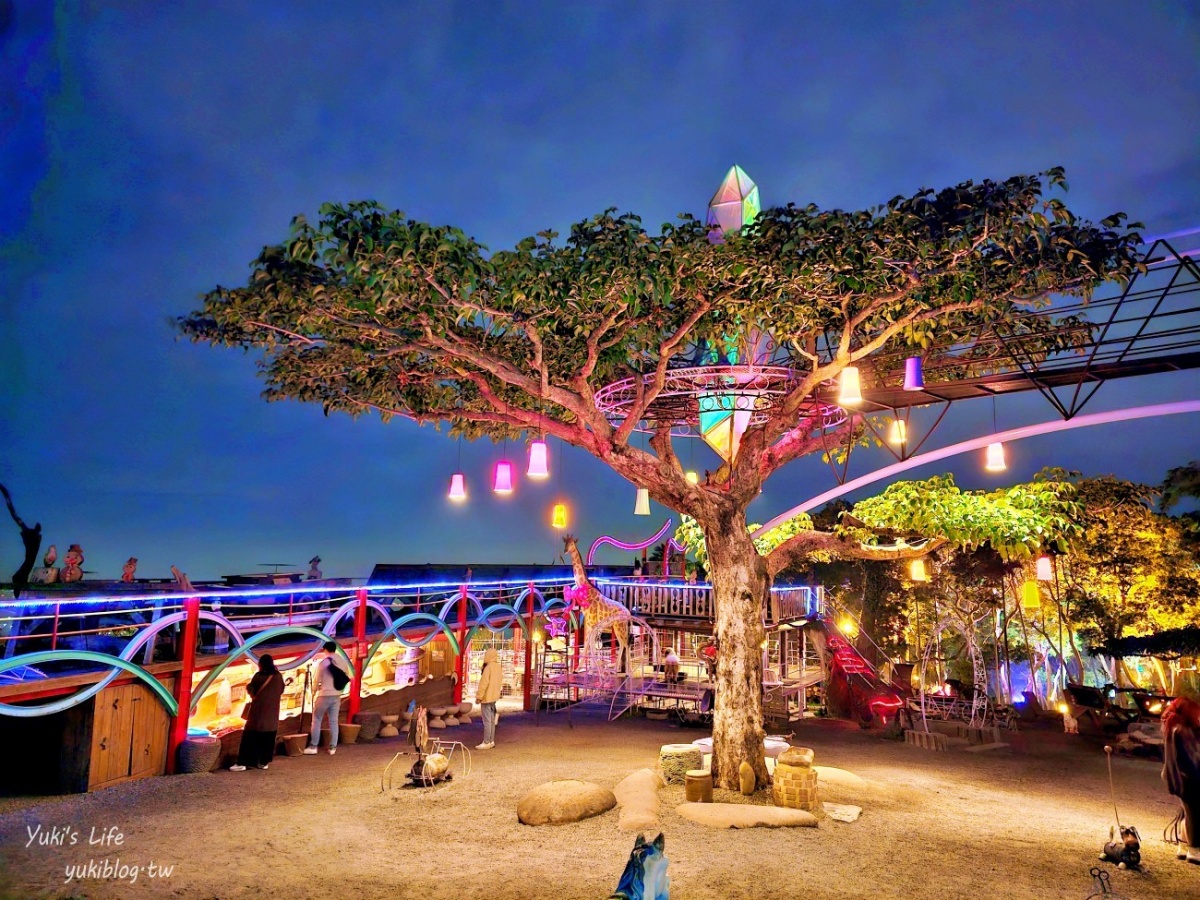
left=0, top=706, right=1195, bottom=900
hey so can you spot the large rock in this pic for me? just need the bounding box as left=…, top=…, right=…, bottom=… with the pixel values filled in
left=613, top=768, right=663, bottom=832
left=676, top=802, right=818, bottom=829
left=518, top=780, right=617, bottom=826
left=812, top=766, right=867, bottom=789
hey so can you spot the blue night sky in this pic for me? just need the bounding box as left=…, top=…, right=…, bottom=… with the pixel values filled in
left=2, top=2, right=1198, bottom=582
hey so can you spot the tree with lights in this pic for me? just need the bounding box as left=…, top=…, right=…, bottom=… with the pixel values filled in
left=180, top=168, right=1140, bottom=789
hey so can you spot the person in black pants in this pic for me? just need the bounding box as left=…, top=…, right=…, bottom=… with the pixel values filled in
left=232, top=655, right=285, bottom=771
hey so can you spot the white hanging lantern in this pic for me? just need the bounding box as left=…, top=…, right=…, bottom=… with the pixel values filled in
left=685, top=470, right=700, bottom=484
left=634, top=487, right=650, bottom=515
left=985, top=442, right=1007, bottom=472
left=909, top=558, right=928, bottom=582
left=527, top=440, right=549, bottom=479
left=448, top=472, right=467, bottom=502
left=888, top=419, right=907, bottom=445
left=1036, top=555, right=1054, bottom=582
left=838, top=366, right=862, bottom=406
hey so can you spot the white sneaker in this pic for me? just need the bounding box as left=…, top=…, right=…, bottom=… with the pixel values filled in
left=328, top=747, right=337, bottom=755
left=302, top=747, right=318, bottom=755
left=229, top=765, right=247, bottom=772
left=475, top=742, right=494, bottom=750
left=256, top=764, right=269, bottom=770
left=1177, top=843, right=1189, bottom=860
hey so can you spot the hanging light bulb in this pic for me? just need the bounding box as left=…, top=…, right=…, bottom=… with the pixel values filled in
left=551, top=502, right=567, bottom=529
left=909, top=558, right=928, bottom=582
left=685, top=470, right=700, bottom=484
left=903, top=356, right=925, bottom=391
left=1021, top=579, right=1040, bottom=610
left=838, top=366, right=862, bottom=406
left=634, top=487, right=650, bottom=515
left=985, top=442, right=1007, bottom=472
left=448, top=472, right=467, bottom=502
left=527, top=439, right=549, bottom=479
left=888, top=418, right=907, bottom=445
left=493, top=460, right=514, bottom=494
left=1036, top=555, right=1054, bottom=582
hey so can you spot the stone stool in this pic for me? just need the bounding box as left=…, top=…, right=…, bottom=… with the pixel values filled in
left=457, top=701, right=474, bottom=723
left=355, top=711, right=382, bottom=742
left=428, top=706, right=448, bottom=729
left=685, top=769, right=713, bottom=803
left=444, top=710, right=460, bottom=726
left=339, top=722, right=361, bottom=744
left=379, top=715, right=400, bottom=738
left=659, top=743, right=703, bottom=785
left=772, top=746, right=819, bottom=811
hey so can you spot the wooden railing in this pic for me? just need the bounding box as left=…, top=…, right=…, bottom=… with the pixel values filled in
left=594, top=580, right=820, bottom=623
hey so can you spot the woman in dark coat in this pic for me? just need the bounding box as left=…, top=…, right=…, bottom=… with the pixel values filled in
left=1163, top=696, right=1200, bottom=863
left=231, top=655, right=285, bottom=771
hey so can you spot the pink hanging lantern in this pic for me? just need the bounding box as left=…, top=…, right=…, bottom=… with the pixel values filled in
left=448, top=472, right=467, bottom=502
left=527, top=440, right=549, bottom=479
left=493, top=460, right=514, bottom=494
left=903, top=356, right=925, bottom=391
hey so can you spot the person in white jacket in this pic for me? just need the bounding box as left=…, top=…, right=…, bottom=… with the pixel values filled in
left=475, top=648, right=502, bottom=750
left=304, top=641, right=351, bottom=755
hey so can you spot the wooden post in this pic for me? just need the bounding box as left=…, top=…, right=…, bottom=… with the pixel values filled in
left=347, top=587, right=367, bottom=721
left=167, top=595, right=200, bottom=775
left=523, top=582, right=535, bottom=711
left=453, top=584, right=469, bottom=704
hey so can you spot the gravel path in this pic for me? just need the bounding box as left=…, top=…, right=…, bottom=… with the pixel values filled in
left=0, top=709, right=1194, bottom=899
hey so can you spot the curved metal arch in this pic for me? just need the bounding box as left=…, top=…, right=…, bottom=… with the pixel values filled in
left=362, top=614, right=461, bottom=672
left=468, top=604, right=531, bottom=639
left=755, top=400, right=1200, bottom=536
left=190, top=626, right=354, bottom=713
left=322, top=598, right=394, bottom=636
left=435, top=593, right=486, bottom=624
left=511, top=586, right=550, bottom=615
left=916, top=615, right=988, bottom=729
left=0, top=652, right=179, bottom=718
left=587, top=520, right=675, bottom=566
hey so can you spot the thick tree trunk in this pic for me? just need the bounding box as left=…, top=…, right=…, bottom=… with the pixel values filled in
left=704, top=512, right=771, bottom=792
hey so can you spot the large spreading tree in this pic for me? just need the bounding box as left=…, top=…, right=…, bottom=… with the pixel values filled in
left=180, top=169, right=1141, bottom=788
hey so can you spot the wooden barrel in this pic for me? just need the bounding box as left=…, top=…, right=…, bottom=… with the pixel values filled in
left=685, top=769, right=713, bottom=803
left=659, top=743, right=702, bottom=784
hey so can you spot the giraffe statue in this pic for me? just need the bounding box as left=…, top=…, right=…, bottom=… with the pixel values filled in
left=563, top=534, right=631, bottom=670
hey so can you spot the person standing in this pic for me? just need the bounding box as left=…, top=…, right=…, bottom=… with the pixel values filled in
left=304, top=641, right=350, bottom=755
left=231, top=654, right=285, bottom=771
left=475, top=648, right=502, bottom=750
left=663, top=647, right=680, bottom=684
left=1163, top=697, right=1200, bottom=863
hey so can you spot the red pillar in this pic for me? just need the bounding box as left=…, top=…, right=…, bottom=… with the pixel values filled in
left=347, top=587, right=368, bottom=721
left=523, top=582, right=535, bottom=711
left=167, top=596, right=201, bottom=775
left=453, top=584, right=469, bottom=704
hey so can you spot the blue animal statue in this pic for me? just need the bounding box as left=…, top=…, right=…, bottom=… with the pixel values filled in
left=608, top=832, right=669, bottom=900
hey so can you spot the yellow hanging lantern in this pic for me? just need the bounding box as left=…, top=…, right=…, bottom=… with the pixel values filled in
left=551, top=503, right=567, bottom=529
left=1021, top=579, right=1040, bottom=610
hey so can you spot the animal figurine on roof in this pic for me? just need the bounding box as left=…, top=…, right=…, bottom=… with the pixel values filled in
left=60, top=544, right=84, bottom=583
left=121, top=557, right=138, bottom=583
left=608, top=832, right=669, bottom=900
left=307, top=556, right=322, bottom=580
left=1099, top=825, right=1141, bottom=870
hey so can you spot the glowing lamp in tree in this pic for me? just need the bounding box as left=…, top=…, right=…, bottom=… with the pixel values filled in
left=527, top=440, right=549, bottom=479
left=493, top=460, right=514, bottom=494
left=685, top=470, right=700, bottom=485
left=1036, top=555, right=1054, bottom=581
left=909, top=558, right=928, bottom=582
left=889, top=419, right=907, bottom=445
left=634, top=487, right=651, bottom=515
left=838, top=366, right=862, bottom=406
left=448, top=472, right=467, bottom=502
left=837, top=617, right=859, bottom=637
left=551, top=502, right=567, bottom=529
left=1021, top=579, right=1041, bottom=610
left=985, top=442, right=1007, bottom=472
left=903, top=356, right=925, bottom=391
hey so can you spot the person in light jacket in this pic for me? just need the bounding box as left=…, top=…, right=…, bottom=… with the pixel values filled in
left=475, top=647, right=502, bottom=750
left=304, top=641, right=351, bottom=755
